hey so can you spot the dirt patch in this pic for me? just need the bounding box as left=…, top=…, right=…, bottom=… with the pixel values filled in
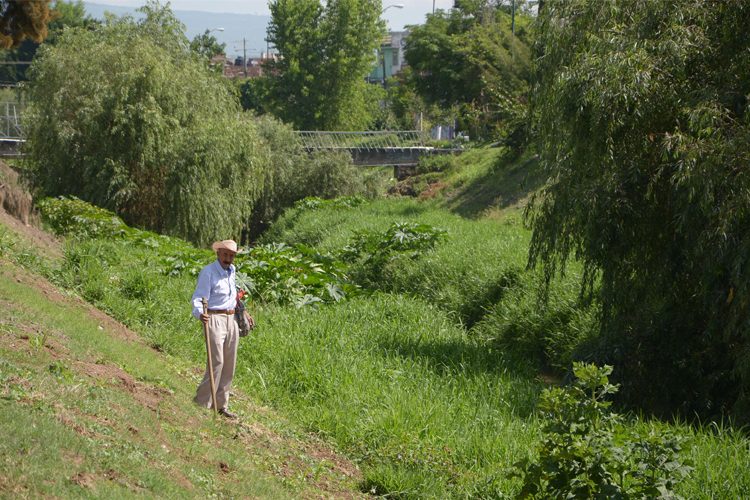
left=70, top=471, right=96, bottom=489
left=76, top=360, right=167, bottom=411
left=0, top=162, right=36, bottom=226
left=418, top=180, right=449, bottom=200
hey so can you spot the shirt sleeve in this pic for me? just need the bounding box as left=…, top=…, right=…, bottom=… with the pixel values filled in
left=191, top=267, right=211, bottom=320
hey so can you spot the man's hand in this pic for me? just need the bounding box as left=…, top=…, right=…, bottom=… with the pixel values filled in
left=247, top=315, right=255, bottom=329
left=200, top=313, right=209, bottom=324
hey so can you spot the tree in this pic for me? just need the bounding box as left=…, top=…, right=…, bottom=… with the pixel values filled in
left=527, top=0, right=750, bottom=420
left=0, top=0, right=54, bottom=49
left=404, top=1, right=532, bottom=142
left=24, top=1, right=264, bottom=246
left=190, top=29, right=225, bottom=60
left=0, top=1, right=96, bottom=84
left=265, top=0, right=383, bottom=130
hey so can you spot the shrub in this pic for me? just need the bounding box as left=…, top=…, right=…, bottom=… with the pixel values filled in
left=247, top=116, right=368, bottom=238
left=340, top=221, right=447, bottom=288
left=38, top=196, right=128, bottom=239
left=514, top=363, right=692, bottom=499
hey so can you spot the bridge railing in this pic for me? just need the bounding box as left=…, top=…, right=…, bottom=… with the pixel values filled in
left=296, top=130, right=428, bottom=150
left=0, top=101, right=23, bottom=140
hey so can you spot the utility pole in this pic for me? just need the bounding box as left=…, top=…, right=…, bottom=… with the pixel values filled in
left=381, top=48, right=387, bottom=87
left=432, top=0, right=435, bottom=13
left=243, top=38, right=247, bottom=77
left=511, top=0, right=516, bottom=35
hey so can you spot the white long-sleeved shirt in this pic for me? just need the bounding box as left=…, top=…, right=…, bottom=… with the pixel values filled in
left=191, top=260, right=237, bottom=320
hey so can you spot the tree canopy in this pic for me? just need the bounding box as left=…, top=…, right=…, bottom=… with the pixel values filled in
left=0, top=0, right=94, bottom=84
left=190, top=29, right=225, bottom=61
left=264, top=0, right=383, bottom=130
left=404, top=0, right=533, bottom=141
left=527, top=0, right=750, bottom=420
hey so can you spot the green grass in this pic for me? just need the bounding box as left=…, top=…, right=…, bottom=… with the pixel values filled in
left=241, top=294, right=541, bottom=497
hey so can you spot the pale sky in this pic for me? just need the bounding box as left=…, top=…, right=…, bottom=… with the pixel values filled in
left=88, top=1, right=457, bottom=30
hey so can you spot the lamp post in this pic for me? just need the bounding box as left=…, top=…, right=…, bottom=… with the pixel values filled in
left=381, top=3, right=404, bottom=13
left=380, top=4, right=404, bottom=86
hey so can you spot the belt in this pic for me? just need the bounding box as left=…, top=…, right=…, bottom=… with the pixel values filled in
left=207, top=309, right=235, bottom=315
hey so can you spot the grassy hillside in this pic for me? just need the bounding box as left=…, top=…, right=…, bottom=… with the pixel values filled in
left=0, top=221, right=363, bottom=497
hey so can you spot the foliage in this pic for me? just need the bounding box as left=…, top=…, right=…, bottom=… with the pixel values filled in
left=404, top=1, right=532, bottom=142
left=0, top=0, right=54, bottom=49
left=527, top=0, right=750, bottom=420
left=0, top=0, right=97, bottom=84
left=473, top=272, right=600, bottom=372
left=341, top=221, right=446, bottom=261
left=38, top=195, right=353, bottom=308
left=189, top=28, right=225, bottom=60
left=293, top=195, right=365, bottom=211
left=247, top=115, right=368, bottom=237
left=24, top=1, right=263, bottom=246
left=341, top=221, right=446, bottom=287
left=38, top=196, right=128, bottom=239
left=237, top=76, right=271, bottom=114
left=235, top=243, right=356, bottom=307
left=514, top=363, right=692, bottom=499
left=265, top=0, right=383, bottom=130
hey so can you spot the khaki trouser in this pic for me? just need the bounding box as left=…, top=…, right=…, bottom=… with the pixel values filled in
left=195, top=313, right=239, bottom=410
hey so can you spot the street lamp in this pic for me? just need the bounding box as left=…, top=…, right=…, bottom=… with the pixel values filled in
left=381, top=3, right=404, bottom=14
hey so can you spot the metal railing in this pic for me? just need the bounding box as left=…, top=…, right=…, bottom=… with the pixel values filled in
left=296, top=130, right=429, bottom=150
left=0, top=101, right=23, bottom=140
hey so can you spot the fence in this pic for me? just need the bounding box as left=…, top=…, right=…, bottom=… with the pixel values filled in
left=296, top=130, right=428, bottom=150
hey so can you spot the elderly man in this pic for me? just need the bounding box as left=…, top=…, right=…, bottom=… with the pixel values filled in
left=191, top=239, right=241, bottom=418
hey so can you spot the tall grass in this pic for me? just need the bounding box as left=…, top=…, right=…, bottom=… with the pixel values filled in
left=264, top=197, right=596, bottom=363
left=239, top=294, right=541, bottom=496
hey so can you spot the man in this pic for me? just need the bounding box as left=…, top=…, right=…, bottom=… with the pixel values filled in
left=191, top=239, right=241, bottom=419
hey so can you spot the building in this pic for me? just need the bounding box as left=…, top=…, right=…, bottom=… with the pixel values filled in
left=211, top=53, right=279, bottom=79
left=368, top=31, right=409, bottom=84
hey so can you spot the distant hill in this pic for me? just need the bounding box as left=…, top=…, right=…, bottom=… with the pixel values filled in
left=84, top=2, right=271, bottom=58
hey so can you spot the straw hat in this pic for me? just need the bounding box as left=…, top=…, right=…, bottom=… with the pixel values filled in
left=211, top=240, right=238, bottom=254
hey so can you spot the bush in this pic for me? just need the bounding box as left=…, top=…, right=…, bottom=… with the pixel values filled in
left=514, top=363, right=692, bottom=499
left=340, top=221, right=447, bottom=289
left=247, top=115, right=369, bottom=238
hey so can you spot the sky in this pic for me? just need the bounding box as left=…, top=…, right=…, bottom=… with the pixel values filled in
left=85, top=1, right=457, bottom=31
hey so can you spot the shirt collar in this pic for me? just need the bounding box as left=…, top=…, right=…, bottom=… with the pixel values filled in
left=213, top=260, right=234, bottom=274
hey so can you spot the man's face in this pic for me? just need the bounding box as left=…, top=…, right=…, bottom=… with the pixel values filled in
left=217, top=248, right=236, bottom=269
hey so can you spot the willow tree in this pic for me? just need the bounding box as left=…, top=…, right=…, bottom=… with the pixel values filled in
left=528, top=0, right=750, bottom=419
left=24, top=2, right=264, bottom=246
left=265, top=0, right=383, bottom=130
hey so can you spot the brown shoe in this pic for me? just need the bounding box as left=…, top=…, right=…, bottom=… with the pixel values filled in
left=218, top=408, right=237, bottom=419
